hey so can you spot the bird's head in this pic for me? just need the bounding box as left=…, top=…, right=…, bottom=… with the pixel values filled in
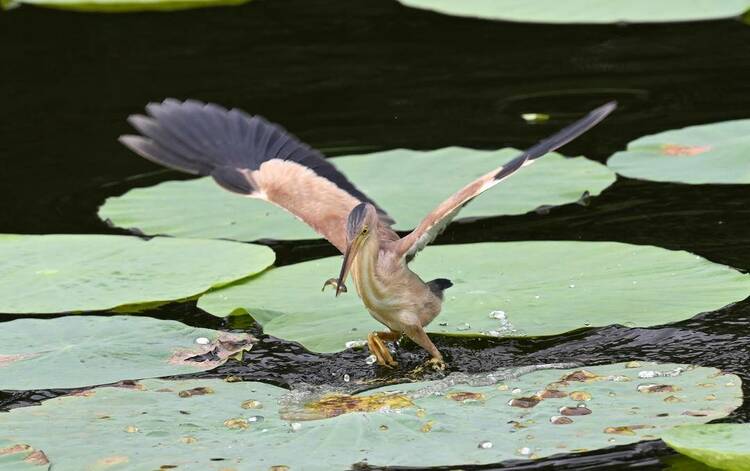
left=334, top=203, right=378, bottom=296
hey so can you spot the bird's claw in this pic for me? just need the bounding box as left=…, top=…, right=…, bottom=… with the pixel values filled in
left=367, top=332, right=398, bottom=368
left=322, top=278, right=347, bottom=294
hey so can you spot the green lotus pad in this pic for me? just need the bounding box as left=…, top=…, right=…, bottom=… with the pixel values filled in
left=1, top=0, right=249, bottom=12
left=99, top=148, right=615, bottom=242
left=396, top=0, right=750, bottom=24
left=0, top=362, right=741, bottom=470
left=607, top=119, right=750, bottom=184
left=662, top=424, right=750, bottom=471
left=0, top=440, right=49, bottom=470
left=0, top=316, right=255, bottom=390
left=0, top=234, right=274, bottom=314
left=198, top=241, right=750, bottom=353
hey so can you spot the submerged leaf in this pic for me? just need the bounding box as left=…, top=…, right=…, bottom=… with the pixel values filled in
left=0, top=234, right=274, bottom=314
left=99, top=149, right=614, bottom=242
left=0, top=363, right=740, bottom=469
left=607, top=119, right=750, bottom=184
left=0, top=316, right=256, bottom=390
left=198, top=241, right=750, bottom=353
left=395, top=0, right=750, bottom=24
left=662, top=424, right=750, bottom=471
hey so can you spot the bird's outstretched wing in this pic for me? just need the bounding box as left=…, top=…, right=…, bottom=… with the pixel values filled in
left=119, top=99, right=395, bottom=253
left=395, top=101, right=617, bottom=261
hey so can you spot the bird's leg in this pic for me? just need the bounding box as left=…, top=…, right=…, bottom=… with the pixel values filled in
left=403, top=324, right=445, bottom=371
left=321, top=278, right=347, bottom=293
left=367, top=331, right=400, bottom=368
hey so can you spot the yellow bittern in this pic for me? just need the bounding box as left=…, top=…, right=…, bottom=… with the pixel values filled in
left=120, top=99, right=616, bottom=370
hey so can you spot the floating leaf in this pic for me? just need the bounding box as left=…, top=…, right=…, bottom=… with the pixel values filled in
left=662, top=424, right=750, bottom=471
left=607, top=120, right=750, bottom=184
left=0, top=441, right=49, bottom=470
left=0, top=316, right=255, bottom=390
left=0, top=363, right=740, bottom=469
left=198, top=241, right=750, bottom=353
left=2, top=0, right=250, bottom=12
left=99, top=149, right=614, bottom=242
left=396, top=0, right=750, bottom=24
left=0, top=234, right=274, bottom=314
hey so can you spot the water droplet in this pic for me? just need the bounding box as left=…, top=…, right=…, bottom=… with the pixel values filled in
left=583, top=321, right=591, bottom=327
left=568, top=284, right=575, bottom=288
left=438, top=322, right=448, bottom=326
left=290, top=422, right=302, bottom=432
left=124, top=425, right=139, bottom=433
left=365, top=355, right=377, bottom=365
left=416, top=408, right=426, bottom=418
left=518, top=447, right=532, bottom=456
left=379, top=425, right=389, bottom=431
left=534, top=295, right=541, bottom=299
left=497, top=384, right=509, bottom=391
left=343, top=374, right=350, bottom=382
left=248, top=415, right=264, bottom=423
left=345, top=340, right=367, bottom=349
left=195, top=337, right=210, bottom=345
left=478, top=440, right=493, bottom=449
left=638, top=370, right=658, bottom=379
left=511, top=388, right=522, bottom=394
left=489, top=310, right=507, bottom=320
left=456, top=323, right=471, bottom=331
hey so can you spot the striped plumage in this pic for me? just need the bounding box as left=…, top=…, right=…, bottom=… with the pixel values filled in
left=120, top=99, right=617, bottom=368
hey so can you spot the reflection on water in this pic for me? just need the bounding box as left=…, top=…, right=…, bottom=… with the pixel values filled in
left=1, top=0, right=750, bottom=469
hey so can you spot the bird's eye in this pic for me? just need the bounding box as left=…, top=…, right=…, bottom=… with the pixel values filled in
left=362, top=226, right=369, bottom=234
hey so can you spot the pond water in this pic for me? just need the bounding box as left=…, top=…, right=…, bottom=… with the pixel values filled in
left=2, top=1, right=750, bottom=469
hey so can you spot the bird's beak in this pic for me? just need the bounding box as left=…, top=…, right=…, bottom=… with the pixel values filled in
left=335, top=231, right=365, bottom=297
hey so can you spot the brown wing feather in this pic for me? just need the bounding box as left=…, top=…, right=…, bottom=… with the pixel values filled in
left=396, top=101, right=617, bottom=260
left=119, top=98, right=396, bottom=253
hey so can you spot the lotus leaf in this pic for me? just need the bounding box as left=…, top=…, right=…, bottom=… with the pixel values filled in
left=0, top=440, right=49, bottom=470
left=0, top=363, right=740, bottom=469
left=198, top=241, right=750, bottom=353
left=607, top=119, right=750, bottom=184
left=396, top=0, right=750, bottom=24
left=0, top=234, right=274, bottom=314
left=0, top=316, right=255, bottom=390
left=662, top=424, right=750, bottom=471
left=2, top=0, right=249, bottom=12
left=99, top=149, right=615, bottom=242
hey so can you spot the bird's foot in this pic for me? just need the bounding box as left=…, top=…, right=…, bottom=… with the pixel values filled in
left=321, top=278, right=347, bottom=294
left=367, top=332, right=398, bottom=368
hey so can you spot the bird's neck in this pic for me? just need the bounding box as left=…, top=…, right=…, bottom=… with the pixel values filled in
left=352, top=235, right=381, bottom=293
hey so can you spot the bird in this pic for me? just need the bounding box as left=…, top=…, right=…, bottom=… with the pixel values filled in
left=119, top=99, right=616, bottom=370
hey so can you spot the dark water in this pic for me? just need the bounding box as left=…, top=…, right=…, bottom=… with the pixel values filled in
left=2, top=1, right=750, bottom=469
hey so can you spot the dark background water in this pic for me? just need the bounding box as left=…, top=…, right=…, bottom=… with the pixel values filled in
left=2, top=1, right=750, bottom=469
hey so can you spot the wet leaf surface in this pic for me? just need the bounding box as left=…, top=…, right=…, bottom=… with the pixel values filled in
left=0, top=235, right=273, bottom=314
left=0, top=316, right=255, bottom=390
left=608, top=119, right=750, bottom=184
left=396, top=0, right=750, bottom=24
left=662, top=423, right=750, bottom=470
left=0, top=363, right=739, bottom=470
left=199, top=241, right=750, bottom=353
